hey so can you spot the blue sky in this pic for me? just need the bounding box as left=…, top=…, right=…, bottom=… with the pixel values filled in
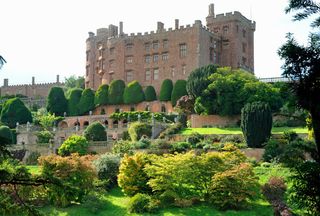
left=0, top=0, right=313, bottom=85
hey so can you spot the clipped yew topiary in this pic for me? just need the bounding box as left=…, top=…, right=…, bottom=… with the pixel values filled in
left=108, top=80, right=125, bottom=105
left=241, top=102, right=272, bottom=148
left=1, top=98, right=33, bottom=128
left=46, top=86, right=68, bottom=116
left=95, top=84, right=109, bottom=106
left=159, top=79, right=173, bottom=101
left=171, top=80, right=187, bottom=106
left=67, top=88, right=83, bottom=116
left=128, top=122, right=152, bottom=141
left=144, top=86, right=157, bottom=101
left=123, top=81, right=145, bottom=104
left=83, top=121, right=107, bottom=141
left=78, top=88, right=95, bottom=115
left=0, top=125, right=13, bottom=144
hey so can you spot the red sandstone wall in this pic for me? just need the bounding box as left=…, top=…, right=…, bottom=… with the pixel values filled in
left=190, top=114, right=240, bottom=128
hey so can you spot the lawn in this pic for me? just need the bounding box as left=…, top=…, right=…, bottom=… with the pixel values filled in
left=180, top=127, right=308, bottom=135
left=27, top=165, right=41, bottom=175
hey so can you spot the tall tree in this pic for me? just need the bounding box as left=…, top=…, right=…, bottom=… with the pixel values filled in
left=46, top=87, right=68, bottom=116
left=108, top=80, right=125, bottom=105
left=94, top=84, right=109, bottom=106
left=78, top=88, right=95, bottom=115
left=67, top=88, right=83, bottom=116
left=65, top=75, right=85, bottom=89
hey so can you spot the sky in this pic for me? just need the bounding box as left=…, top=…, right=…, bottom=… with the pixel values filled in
left=0, top=0, right=314, bottom=85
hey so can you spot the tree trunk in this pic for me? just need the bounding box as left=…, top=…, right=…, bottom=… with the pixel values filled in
left=311, top=110, right=320, bottom=162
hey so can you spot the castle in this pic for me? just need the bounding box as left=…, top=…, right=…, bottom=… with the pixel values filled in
left=85, top=3, right=255, bottom=92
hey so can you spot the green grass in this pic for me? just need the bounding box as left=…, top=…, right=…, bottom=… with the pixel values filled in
left=180, top=127, right=307, bottom=135
left=26, top=165, right=41, bottom=175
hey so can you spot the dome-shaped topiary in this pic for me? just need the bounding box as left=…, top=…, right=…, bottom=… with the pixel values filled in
left=95, top=84, right=109, bottom=106
left=83, top=121, right=107, bottom=141
left=171, top=80, right=187, bottom=106
left=144, top=86, right=157, bottom=101
left=67, top=88, right=83, bottom=116
left=159, top=79, right=173, bottom=101
left=46, top=87, right=68, bottom=116
left=108, top=80, right=125, bottom=105
left=78, top=88, right=95, bottom=115
left=123, top=81, right=145, bottom=104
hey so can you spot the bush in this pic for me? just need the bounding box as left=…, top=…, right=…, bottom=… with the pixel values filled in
left=170, top=142, right=191, bottom=153
left=171, top=80, right=187, bottom=106
left=263, top=139, right=285, bottom=162
left=123, top=80, right=145, bottom=104
left=46, top=87, right=68, bottom=116
left=108, top=80, right=125, bottom=105
left=38, top=154, right=96, bottom=207
left=25, top=151, right=41, bottom=165
left=241, top=102, right=272, bottom=148
left=78, top=88, right=95, bottom=115
left=186, top=132, right=204, bottom=148
left=82, top=193, right=108, bottom=214
left=83, top=121, right=107, bottom=141
left=0, top=125, right=13, bottom=144
left=150, top=139, right=172, bottom=150
left=67, top=88, right=83, bottom=116
left=159, top=79, right=173, bottom=101
left=133, top=137, right=151, bottom=149
left=36, top=130, right=53, bottom=144
left=94, top=84, right=109, bottom=106
left=58, top=135, right=89, bottom=156
left=127, top=193, right=153, bottom=213
left=93, top=153, right=120, bottom=189
left=208, top=163, right=259, bottom=210
left=158, top=123, right=182, bottom=139
left=262, top=176, right=287, bottom=203
left=112, top=140, right=133, bottom=156
left=144, top=86, right=157, bottom=101
left=1, top=98, right=33, bottom=128
left=128, top=122, right=152, bottom=141
left=118, top=153, right=153, bottom=196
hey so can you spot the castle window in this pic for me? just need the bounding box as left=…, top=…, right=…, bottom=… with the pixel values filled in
left=109, top=60, right=115, bottom=68
left=153, top=41, right=159, bottom=50
left=99, top=49, right=103, bottom=58
left=162, top=53, right=169, bottom=61
left=242, top=43, right=247, bottom=53
left=214, top=27, right=219, bottom=33
left=126, top=70, right=133, bottom=82
left=86, top=66, right=89, bottom=76
left=210, top=37, right=213, bottom=43
left=171, top=67, right=175, bottom=77
left=110, top=47, right=115, bottom=55
left=242, top=57, right=247, bottom=65
left=86, top=51, right=90, bottom=61
left=145, top=69, right=151, bottom=81
left=145, top=43, right=150, bottom=51
left=126, top=43, right=133, bottom=51
left=210, top=48, right=214, bottom=62
left=153, top=68, right=159, bottom=80
left=182, top=65, right=186, bottom=75
left=145, top=55, right=151, bottom=64
left=236, top=25, right=239, bottom=33
left=223, top=26, right=229, bottom=34
left=153, top=54, right=159, bottom=63
left=243, top=29, right=246, bottom=38
left=163, top=39, right=168, bottom=49
left=126, top=56, right=133, bottom=64
left=179, top=43, right=187, bottom=58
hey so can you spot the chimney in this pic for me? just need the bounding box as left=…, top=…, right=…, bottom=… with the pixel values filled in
left=32, top=76, right=35, bottom=85
left=209, top=3, right=215, bottom=17
left=157, top=22, right=164, bottom=31
left=175, top=19, right=179, bottom=29
left=3, top=78, right=8, bottom=87
left=119, top=21, right=123, bottom=35
left=56, top=75, right=60, bottom=83
left=88, top=32, right=95, bottom=38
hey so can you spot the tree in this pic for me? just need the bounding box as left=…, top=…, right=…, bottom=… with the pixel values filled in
left=171, top=80, right=187, bottom=106
left=186, top=64, right=217, bottom=98
left=144, top=86, right=157, bottom=101
left=1, top=98, right=33, bottom=128
left=46, top=86, right=68, bottom=116
left=94, top=84, right=109, bottom=106
left=67, top=88, right=83, bottom=116
left=108, top=80, right=125, bottom=105
left=123, top=80, right=145, bottom=104
left=0, top=55, right=6, bottom=70
left=65, top=75, right=85, bottom=89
left=175, top=95, right=195, bottom=114
left=83, top=121, right=107, bottom=141
left=58, top=135, right=89, bottom=156
left=78, top=88, right=95, bottom=115
left=159, top=79, right=173, bottom=101
left=241, top=102, right=272, bottom=148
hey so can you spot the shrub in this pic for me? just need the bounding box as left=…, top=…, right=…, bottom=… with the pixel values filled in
left=38, top=154, right=96, bottom=207
left=133, top=137, right=151, bottom=149
left=58, top=135, right=89, bottom=156
left=25, top=151, right=41, bottom=165
left=83, top=121, right=107, bottom=141
left=78, top=88, right=95, bottom=115
left=123, top=80, right=145, bottom=104
left=67, top=88, right=83, bottom=116
left=1, top=98, right=33, bottom=128
left=112, top=140, right=133, bottom=156
left=118, top=153, right=153, bottom=196
left=144, top=86, right=157, bottom=101
left=46, top=87, right=68, bottom=116
left=82, top=193, right=108, bottom=214
left=175, top=95, right=195, bottom=114
left=263, top=139, right=285, bottom=162
left=241, top=102, right=272, bottom=148
left=158, top=123, right=183, bottom=139
left=128, top=122, right=152, bottom=141
left=208, top=163, right=259, bottom=210
left=149, top=139, right=172, bottom=150
left=159, top=79, right=173, bottom=101
left=0, top=125, right=13, bottom=144
left=93, top=153, right=121, bottom=189
left=94, top=84, right=109, bottom=106
left=127, top=193, right=153, bottom=213
left=262, top=176, right=287, bottom=203
left=170, top=142, right=191, bottom=153
left=108, top=80, right=125, bottom=105
left=171, top=80, right=187, bottom=106
left=36, top=130, right=53, bottom=144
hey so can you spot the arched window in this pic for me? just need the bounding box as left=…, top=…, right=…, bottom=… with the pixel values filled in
left=161, top=104, right=166, bottom=113
left=104, top=120, right=109, bottom=128
left=130, top=106, right=135, bottom=111
left=113, top=120, right=118, bottom=129
left=145, top=105, right=150, bottom=111
left=83, top=121, right=89, bottom=128
left=122, top=119, right=128, bottom=128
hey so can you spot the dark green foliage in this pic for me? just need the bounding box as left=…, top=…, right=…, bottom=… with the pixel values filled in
left=171, top=80, right=187, bottom=106
left=186, top=132, right=204, bottom=148
left=111, top=140, right=134, bottom=156
left=46, top=87, right=68, bottom=116
left=128, top=122, right=152, bottom=141
left=78, top=88, right=95, bottom=115
left=159, top=79, right=173, bottom=101
left=108, top=80, right=125, bottom=105
left=186, top=64, right=217, bottom=98
left=58, top=135, right=89, bottom=156
left=67, top=88, right=83, bottom=116
left=65, top=75, right=85, bottom=89
left=1, top=98, right=33, bottom=128
left=36, top=130, right=53, bottom=143
left=26, top=151, right=41, bottom=165
left=127, top=193, right=153, bottom=213
left=241, top=102, right=272, bottom=148
left=263, top=139, right=285, bottom=162
left=0, top=126, right=13, bottom=144
left=170, top=142, right=191, bottom=153
left=94, top=84, right=109, bottom=106
left=158, top=123, right=183, bottom=139
left=109, top=111, right=174, bottom=123
left=123, top=81, right=145, bottom=104
left=144, top=86, right=157, bottom=101
left=83, top=121, right=107, bottom=141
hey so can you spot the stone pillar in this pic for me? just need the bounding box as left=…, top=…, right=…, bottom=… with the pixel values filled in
left=175, top=19, right=179, bottom=29
left=119, top=21, right=123, bottom=35
left=56, top=75, right=60, bottom=83
left=3, top=78, right=8, bottom=87
left=157, top=22, right=164, bottom=31
left=209, top=3, right=215, bottom=17
left=32, top=76, right=35, bottom=85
